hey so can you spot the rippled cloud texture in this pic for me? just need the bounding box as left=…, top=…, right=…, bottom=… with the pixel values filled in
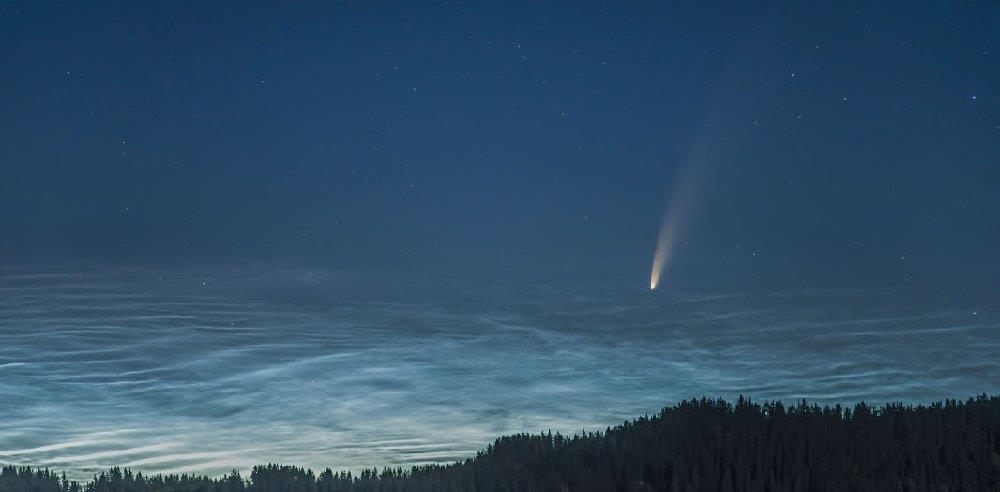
left=1, top=269, right=996, bottom=479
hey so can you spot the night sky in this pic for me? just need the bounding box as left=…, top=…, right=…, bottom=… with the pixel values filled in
left=1, top=1, right=998, bottom=479
left=3, top=2, right=996, bottom=280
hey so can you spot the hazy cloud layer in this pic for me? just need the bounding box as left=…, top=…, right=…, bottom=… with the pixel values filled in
left=1, top=269, right=996, bottom=479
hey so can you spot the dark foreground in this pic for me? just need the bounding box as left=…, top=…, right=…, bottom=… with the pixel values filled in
left=4, top=396, right=998, bottom=491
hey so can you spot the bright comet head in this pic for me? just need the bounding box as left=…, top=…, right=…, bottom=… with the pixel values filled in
left=649, top=222, right=672, bottom=292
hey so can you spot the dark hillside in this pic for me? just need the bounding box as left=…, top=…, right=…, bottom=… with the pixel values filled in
left=3, top=395, right=998, bottom=491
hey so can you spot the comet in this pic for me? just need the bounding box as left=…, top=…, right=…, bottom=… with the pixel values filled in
left=649, top=210, right=679, bottom=290
left=649, top=159, right=699, bottom=291
left=649, top=221, right=673, bottom=290
left=647, top=50, right=750, bottom=290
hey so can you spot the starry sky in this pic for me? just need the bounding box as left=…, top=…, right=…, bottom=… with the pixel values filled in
left=2, top=2, right=997, bottom=285
left=1, top=2, right=999, bottom=479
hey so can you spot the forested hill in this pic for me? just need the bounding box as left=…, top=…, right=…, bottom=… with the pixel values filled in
left=3, top=396, right=999, bottom=491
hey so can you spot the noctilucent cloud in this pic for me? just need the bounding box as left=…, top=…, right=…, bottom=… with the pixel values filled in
left=1, top=1, right=997, bottom=480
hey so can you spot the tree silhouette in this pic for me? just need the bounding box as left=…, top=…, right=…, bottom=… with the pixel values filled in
left=3, top=395, right=998, bottom=491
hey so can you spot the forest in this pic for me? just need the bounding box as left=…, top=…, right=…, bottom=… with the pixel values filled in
left=2, top=395, right=998, bottom=491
